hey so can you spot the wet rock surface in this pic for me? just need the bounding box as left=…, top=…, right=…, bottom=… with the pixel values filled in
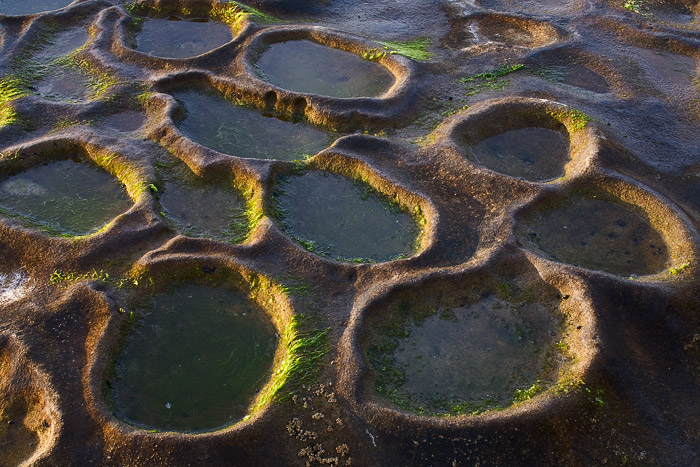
left=1, top=0, right=700, bottom=465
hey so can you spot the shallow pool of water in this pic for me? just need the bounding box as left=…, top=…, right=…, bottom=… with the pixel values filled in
left=157, top=160, right=248, bottom=243
left=560, top=65, right=609, bottom=93
left=35, top=27, right=89, bottom=58
left=469, top=127, right=569, bottom=181
left=0, top=0, right=72, bottom=15
left=0, top=159, right=132, bottom=236
left=102, top=111, right=146, bottom=133
left=111, top=284, right=278, bottom=432
left=273, top=171, right=420, bottom=262
left=35, top=67, right=88, bottom=102
left=477, top=0, right=573, bottom=13
left=133, top=16, right=233, bottom=58
left=173, top=89, right=332, bottom=160
left=367, top=293, right=562, bottom=415
left=255, top=39, right=395, bottom=98
left=520, top=197, right=669, bottom=276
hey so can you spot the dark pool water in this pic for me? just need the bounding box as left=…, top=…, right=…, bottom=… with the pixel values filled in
left=0, top=159, right=132, bottom=236
left=133, top=16, right=233, bottom=58
left=112, top=284, right=278, bottom=432
left=157, top=159, right=248, bottom=243
left=272, top=170, right=420, bottom=262
left=102, top=111, right=147, bottom=133
left=255, top=39, right=395, bottom=98
left=474, top=17, right=557, bottom=48
left=0, top=0, right=72, bottom=15
left=173, top=89, right=332, bottom=160
left=469, top=127, right=569, bottom=182
left=560, top=65, right=609, bottom=93
left=520, top=197, right=669, bottom=276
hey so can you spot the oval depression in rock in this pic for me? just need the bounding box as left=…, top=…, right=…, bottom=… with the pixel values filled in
left=254, top=39, right=395, bottom=98
left=272, top=170, right=421, bottom=262
left=557, top=65, right=610, bottom=93
left=156, top=159, right=249, bottom=243
left=365, top=283, right=568, bottom=415
left=0, top=0, right=73, bottom=16
left=173, top=89, right=333, bottom=160
left=102, top=111, right=146, bottom=133
left=34, top=27, right=89, bottom=58
left=110, top=284, right=278, bottom=433
left=0, top=335, right=57, bottom=466
left=519, top=196, right=669, bottom=276
left=132, top=16, right=233, bottom=58
left=0, top=159, right=132, bottom=236
left=468, top=126, right=570, bottom=182
left=35, top=67, right=90, bottom=102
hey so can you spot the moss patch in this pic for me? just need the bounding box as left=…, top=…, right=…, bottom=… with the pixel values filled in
left=460, top=64, right=524, bottom=96
left=378, top=37, right=432, bottom=61
left=252, top=315, right=330, bottom=411
left=0, top=75, right=32, bottom=128
left=547, top=108, right=593, bottom=131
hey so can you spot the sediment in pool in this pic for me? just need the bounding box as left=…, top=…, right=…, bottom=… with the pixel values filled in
left=534, top=64, right=611, bottom=93
left=622, top=0, right=700, bottom=25
left=518, top=195, right=669, bottom=276
left=34, top=67, right=90, bottom=102
left=34, top=27, right=89, bottom=59
left=445, top=13, right=564, bottom=50
left=634, top=47, right=698, bottom=88
left=0, top=399, right=41, bottom=464
left=363, top=274, right=569, bottom=416
left=468, top=126, right=570, bottom=182
left=0, top=334, right=57, bottom=466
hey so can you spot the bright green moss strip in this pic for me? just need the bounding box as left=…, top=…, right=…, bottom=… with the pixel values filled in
left=211, top=0, right=280, bottom=27
left=0, top=75, right=32, bottom=128
left=548, top=108, right=593, bottom=131
left=378, top=37, right=432, bottom=61
left=252, top=315, right=330, bottom=411
left=460, top=64, right=524, bottom=96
